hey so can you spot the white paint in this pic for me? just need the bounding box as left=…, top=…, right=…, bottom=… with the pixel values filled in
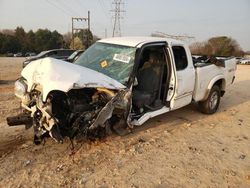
left=170, top=44, right=195, bottom=109
left=99, top=36, right=183, bottom=48
left=131, top=106, right=170, bottom=126
left=20, top=37, right=236, bottom=128
left=165, top=47, right=177, bottom=109
left=21, top=57, right=126, bottom=101
left=193, top=58, right=236, bottom=102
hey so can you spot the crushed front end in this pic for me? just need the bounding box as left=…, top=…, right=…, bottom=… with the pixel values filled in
left=7, top=76, right=131, bottom=144
left=7, top=43, right=136, bottom=144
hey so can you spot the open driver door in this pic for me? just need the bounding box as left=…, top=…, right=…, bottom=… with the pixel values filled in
left=164, top=45, right=177, bottom=109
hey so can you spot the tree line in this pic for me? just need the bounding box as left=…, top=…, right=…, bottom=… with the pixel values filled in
left=189, top=36, right=245, bottom=57
left=0, top=27, right=248, bottom=57
left=0, top=27, right=97, bottom=54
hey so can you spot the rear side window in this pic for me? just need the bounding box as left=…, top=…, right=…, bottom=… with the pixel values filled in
left=48, top=51, right=58, bottom=56
left=56, top=50, right=66, bottom=56
left=60, top=50, right=74, bottom=56
left=172, top=46, right=188, bottom=71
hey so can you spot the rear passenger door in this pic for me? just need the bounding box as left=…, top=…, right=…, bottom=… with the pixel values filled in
left=171, top=45, right=195, bottom=109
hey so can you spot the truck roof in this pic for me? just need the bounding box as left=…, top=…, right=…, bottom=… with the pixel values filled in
left=98, top=36, right=184, bottom=47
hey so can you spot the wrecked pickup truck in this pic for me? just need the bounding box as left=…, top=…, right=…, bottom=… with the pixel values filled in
left=7, top=37, right=236, bottom=144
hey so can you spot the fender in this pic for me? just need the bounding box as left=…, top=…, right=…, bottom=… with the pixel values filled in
left=202, top=75, right=226, bottom=101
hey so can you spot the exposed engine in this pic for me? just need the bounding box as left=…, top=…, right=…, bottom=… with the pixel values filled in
left=34, top=88, right=115, bottom=143
left=7, top=81, right=131, bottom=144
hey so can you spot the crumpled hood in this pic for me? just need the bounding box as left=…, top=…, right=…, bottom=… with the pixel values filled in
left=22, top=57, right=126, bottom=101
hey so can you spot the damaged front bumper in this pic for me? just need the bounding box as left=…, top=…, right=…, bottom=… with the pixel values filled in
left=6, top=112, right=33, bottom=129
left=7, top=80, right=132, bottom=144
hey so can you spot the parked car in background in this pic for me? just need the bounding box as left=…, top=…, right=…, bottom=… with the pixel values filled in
left=14, top=52, right=23, bottom=57
left=235, top=57, right=242, bottom=64
left=22, top=49, right=75, bottom=68
left=66, top=50, right=84, bottom=63
left=25, top=52, right=36, bottom=57
left=6, top=52, right=14, bottom=57
left=239, top=58, right=250, bottom=65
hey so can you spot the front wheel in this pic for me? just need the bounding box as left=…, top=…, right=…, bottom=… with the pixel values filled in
left=198, top=85, right=221, bottom=114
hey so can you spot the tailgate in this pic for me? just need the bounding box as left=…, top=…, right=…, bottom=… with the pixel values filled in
left=223, top=57, right=237, bottom=85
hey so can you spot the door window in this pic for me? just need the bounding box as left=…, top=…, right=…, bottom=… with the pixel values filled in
left=172, top=46, right=188, bottom=71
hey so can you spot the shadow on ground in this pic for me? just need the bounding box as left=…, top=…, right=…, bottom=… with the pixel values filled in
left=0, top=80, right=15, bottom=85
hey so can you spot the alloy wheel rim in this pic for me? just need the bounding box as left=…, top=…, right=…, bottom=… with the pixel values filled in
left=209, top=91, right=218, bottom=110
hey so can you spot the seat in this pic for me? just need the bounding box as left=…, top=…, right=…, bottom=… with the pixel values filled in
left=132, top=52, right=162, bottom=109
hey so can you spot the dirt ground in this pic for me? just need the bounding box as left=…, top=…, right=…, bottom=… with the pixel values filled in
left=0, top=57, right=249, bottom=188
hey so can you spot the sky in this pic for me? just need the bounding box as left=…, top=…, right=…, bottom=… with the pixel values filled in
left=0, top=0, right=249, bottom=50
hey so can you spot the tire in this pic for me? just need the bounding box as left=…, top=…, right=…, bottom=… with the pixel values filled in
left=198, top=85, right=221, bottom=114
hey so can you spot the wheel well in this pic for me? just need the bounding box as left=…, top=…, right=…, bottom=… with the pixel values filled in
left=214, top=79, right=225, bottom=97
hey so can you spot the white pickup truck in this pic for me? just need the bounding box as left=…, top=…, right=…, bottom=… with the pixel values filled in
left=7, top=37, right=236, bottom=144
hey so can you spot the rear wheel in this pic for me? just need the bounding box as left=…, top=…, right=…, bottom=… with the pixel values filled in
left=198, top=85, right=221, bottom=114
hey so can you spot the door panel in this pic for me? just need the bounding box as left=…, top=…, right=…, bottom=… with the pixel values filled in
left=165, top=47, right=177, bottom=109
left=171, top=46, right=195, bottom=109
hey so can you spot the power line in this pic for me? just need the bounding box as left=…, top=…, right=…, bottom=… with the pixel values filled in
left=56, top=0, right=82, bottom=17
left=75, top=0, right=85, bottom=10
left=98, top=0, right=110, bottom=20
left=74, top=0, right=89, bottom=17
left=111, top=0, right=125, bottom=37
left=95, top=0, right=113, bottom=38
left=45, top=0, right=73, bottom=17
left=46, top=0, right=85, bottom=18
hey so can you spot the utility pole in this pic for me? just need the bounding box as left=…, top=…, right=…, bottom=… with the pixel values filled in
left=71, top=11, right=90, bottom=49
left=111, top=0, right=125, bottom=37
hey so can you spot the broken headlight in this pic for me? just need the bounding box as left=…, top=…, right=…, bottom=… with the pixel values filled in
left=14, top=78, right=27, bottom=98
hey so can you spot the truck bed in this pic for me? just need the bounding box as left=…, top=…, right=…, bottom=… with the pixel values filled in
left=193, top=57, right=236, bottom=101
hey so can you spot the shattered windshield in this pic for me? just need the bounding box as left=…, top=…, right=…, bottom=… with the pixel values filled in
left=75, top=42, right=136, bottom=85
